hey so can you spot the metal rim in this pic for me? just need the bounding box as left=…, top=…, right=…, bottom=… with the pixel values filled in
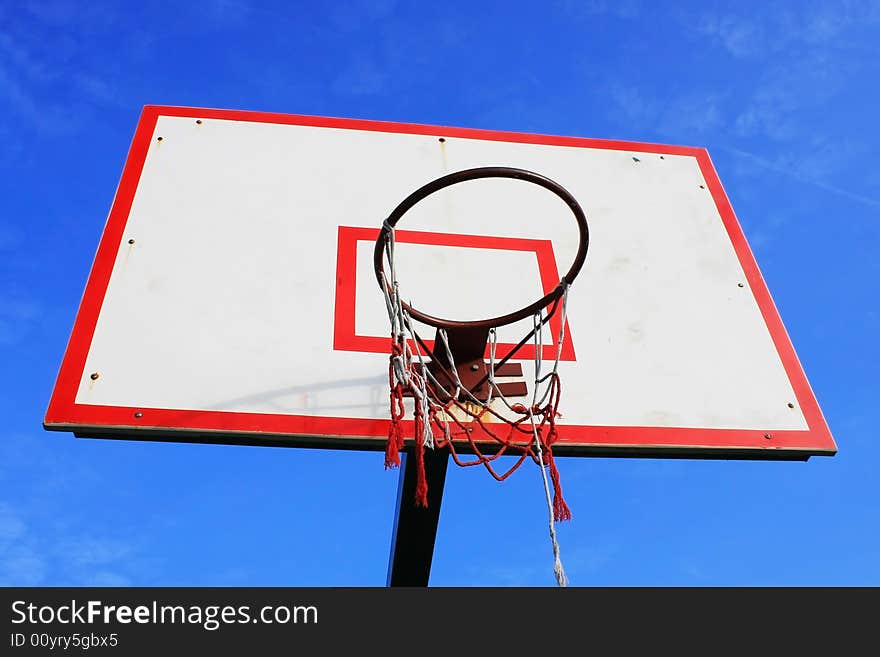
left=374, top=166, right=589, bottom=330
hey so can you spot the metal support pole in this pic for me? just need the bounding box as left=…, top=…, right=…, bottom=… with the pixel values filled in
left=386, top=446, right=449, bottom=587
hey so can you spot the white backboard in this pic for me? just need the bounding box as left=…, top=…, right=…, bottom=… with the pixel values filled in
left=45, top=106, right=835, bottom=459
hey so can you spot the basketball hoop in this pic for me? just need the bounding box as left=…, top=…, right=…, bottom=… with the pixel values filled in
left=375, top=167, right=589, bottom=535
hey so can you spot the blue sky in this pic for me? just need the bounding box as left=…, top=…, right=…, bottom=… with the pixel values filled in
left=1, top=0, right=878, bottom=586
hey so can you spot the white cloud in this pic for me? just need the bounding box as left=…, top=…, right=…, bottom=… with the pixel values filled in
left=695, top=1, right=880, bottom=58
left=605, top=84, right=726, bottom=139
left=720, top=145, right=880, bottom=209
left=0, top=503, right=46, bottom=585
left=0, top=512, right=140, bottom=586
left=732, top=51, right=843, bottom=142
left=0, top=32, right=55, bottom=82
left=0, top=8, right=127, bottom=137
left=697, top=14, right=764, bottom=58
left=0, top=435, right=147, bottom=586
left=0, top=547, right=47, bottom=586
left=607, top=83, right=659, bottom=128
left=64, top=537, right=133, bottom=567
left=657, top=93, right=726, bottom=138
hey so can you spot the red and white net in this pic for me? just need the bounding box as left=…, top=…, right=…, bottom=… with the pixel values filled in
left=380, top=224, right=572, bottom=585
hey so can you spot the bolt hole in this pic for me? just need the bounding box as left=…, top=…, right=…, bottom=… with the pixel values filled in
left=763, top=433, right=772, bottom=440
left=699, top=184, right=705, bottom=189
left=737, top=282, right=744, bottom=288
left=128, top=238, right=135, bottom=245
left=90, top=372, right=99, bottom=381
left=787, top=402, right=795, bottom=409
left=438, top=137, right=446, bottom=143
left=632, top=156, right=641, bottom=163
left=196, top=119, right=202, bottom=125
left=660, top=155, right=665, bottom=160
left=156, top=136, right=163, bottom=142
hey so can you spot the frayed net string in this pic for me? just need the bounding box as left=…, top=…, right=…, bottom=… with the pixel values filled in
left=381, top=219, right=574, bottom=582
left=529, top=306, right=569, bottom=587
left=380, top=222, right=436, bottom=503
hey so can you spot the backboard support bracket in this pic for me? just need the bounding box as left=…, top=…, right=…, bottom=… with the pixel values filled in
left=414, top=326, right=528, bottom=401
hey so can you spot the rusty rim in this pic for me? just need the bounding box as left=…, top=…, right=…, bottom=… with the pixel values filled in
left=374, top=166, right=589, bottom=330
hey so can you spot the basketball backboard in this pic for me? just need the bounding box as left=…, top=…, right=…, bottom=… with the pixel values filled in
left=44, top=105, right=835, bottom=460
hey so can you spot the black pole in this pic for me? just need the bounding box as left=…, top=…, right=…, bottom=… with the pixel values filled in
left=386, top=446, right=449, bottom=587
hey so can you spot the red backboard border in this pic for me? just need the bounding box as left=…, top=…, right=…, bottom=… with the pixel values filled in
left=43, top=105, right=837, bottom=459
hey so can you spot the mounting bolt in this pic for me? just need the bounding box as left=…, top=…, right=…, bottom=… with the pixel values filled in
left=438, top=137, right=446, bottom=143
left=89, top=372, right=99, bottom=381
left=699, top=184, right=705, bottom=189
left=660, top=155, right=665, bottom=160
left=632, top=156, right=641, bottom=163
left=134, top=411, right=143, bottom=418
left=196, top=119, right=202, bottom=125
left=128, top=238, right=135, bottom=245
left=764, top=433, right=772, bottom=440
left=737, top=282, right=745, bottom=288
left=470, top=364, right=480, bottom=371
left=156, top=136, right=163, bottom=142
left=787, top=402, right=795, bottom=409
